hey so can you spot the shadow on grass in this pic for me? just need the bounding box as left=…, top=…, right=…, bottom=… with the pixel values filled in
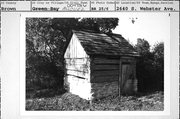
left=26, top=88, right=67, bottom=99
left=134, top=90, right=164, bottom=98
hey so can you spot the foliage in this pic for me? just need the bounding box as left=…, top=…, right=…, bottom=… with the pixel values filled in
left=152, top=42, right=164, bottom=71
left=26, top=18, right=66, bottom=90
left=136, top=38, right=151, bottom=54
left=135, top=39, right=164, bottom=92
left=152, top=42, right=164, bottom=90
left=51, top=18, right=119, bottom=34
left=26, top=92, right=164, bottom=111
left=78, top=18, right=119, bottom=33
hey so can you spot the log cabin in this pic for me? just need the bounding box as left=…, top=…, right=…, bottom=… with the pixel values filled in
left=64, top=30, right=139, bottom=100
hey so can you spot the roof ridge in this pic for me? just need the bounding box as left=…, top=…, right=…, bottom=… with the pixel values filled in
left=72, top=29, right=101, bottom=34
left=73, top=29, right=123, bottom=37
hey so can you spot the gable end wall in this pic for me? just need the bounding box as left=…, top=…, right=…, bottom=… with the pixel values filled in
left=64, top=34, right=92, bottom=100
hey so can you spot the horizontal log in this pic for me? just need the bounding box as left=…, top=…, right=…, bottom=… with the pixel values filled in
left=66, top=70, right=89, bottom=78
left=92, top=58, right=120, bottom=64
left=65, top=58, right=90, bottom=65
left=65, top=63, right=90, bottom=68
left=65, top=58, right=89, bottom=59
left=66, top=74, right=86, bottom=79
left=91, top=64, right=119, bottom=70
left=66, top=64, right=89, bottom=69
left=66, top=69, right=89, bottom=73
left=91, top=70, right=119, bottom=77
left=91, top=75, right=119, bottom=83
left=66, top=65, right=89, bottom=73
left=121, top=56, right=135, bottom=60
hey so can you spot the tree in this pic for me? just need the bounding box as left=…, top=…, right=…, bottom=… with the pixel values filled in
left=135, top=39, right=164, bottom=92
left=152, top=42, right=164, bottom=71
left=135, top=38, right=154, bottom=92
left=26, top=18, right=66, bottom=90
left=135, top=38, right=154, bottom=69
left=26, top=18, right=119, bottom=92
left=136, top=38, right=150, bottom=54
left=78, top=18, right=119, bottom=33
left=51, top=18, right=119, bottom=36
left=152, top=42, right=164, bottom=90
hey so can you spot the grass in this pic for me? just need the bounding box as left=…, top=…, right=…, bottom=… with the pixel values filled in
left=26, top=91, right=164, bottom=111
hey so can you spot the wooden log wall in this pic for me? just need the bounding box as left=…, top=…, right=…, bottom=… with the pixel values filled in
left=65, top=58, right=90, bottom=80
left=90, top=57, right=120, bottom=83
left=90, top=56, right=138, bottom=95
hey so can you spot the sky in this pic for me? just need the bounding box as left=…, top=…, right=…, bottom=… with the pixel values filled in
left=113, top=13, right=170, bottom=48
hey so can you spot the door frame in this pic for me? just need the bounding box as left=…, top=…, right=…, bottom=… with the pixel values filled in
left=118, top=57, right=136, bottom=96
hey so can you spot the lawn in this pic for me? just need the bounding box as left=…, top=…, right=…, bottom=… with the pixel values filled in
left=26, top=91, right=164, bottom=111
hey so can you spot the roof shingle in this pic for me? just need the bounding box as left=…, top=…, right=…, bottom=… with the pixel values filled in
left=73, top=30, right=139, bottom=56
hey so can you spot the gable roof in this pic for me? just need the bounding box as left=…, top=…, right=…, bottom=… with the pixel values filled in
left=72, top=30, right=139, bottom=56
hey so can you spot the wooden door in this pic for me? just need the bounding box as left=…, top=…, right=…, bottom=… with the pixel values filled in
left=121, top=64, right=133, bottom=94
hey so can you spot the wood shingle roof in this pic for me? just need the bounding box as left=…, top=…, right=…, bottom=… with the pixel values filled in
left=73, top=30, right=139, bottom=56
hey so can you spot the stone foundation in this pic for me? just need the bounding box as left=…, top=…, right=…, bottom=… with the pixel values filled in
left=91, top=81, right=118, bottom=100
left=64, top=76, right=137, bottom=101
left=121, top=79, right=138, bottom=95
